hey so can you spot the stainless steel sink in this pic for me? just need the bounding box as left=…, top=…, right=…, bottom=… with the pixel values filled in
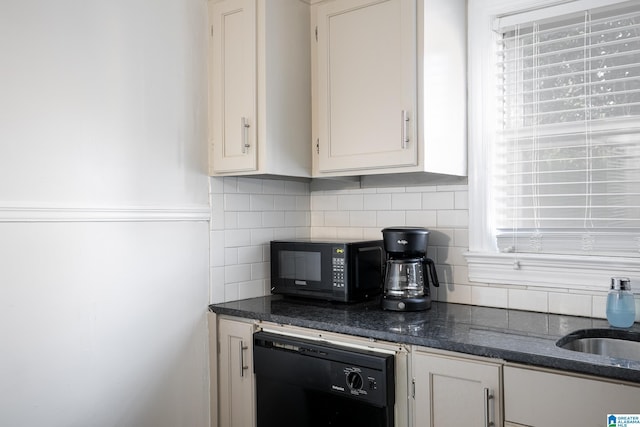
left=556, top=329, right=640, bottom=361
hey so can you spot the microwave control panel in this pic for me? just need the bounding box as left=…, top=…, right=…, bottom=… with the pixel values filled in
left=331, top=246, right=346, bottom=288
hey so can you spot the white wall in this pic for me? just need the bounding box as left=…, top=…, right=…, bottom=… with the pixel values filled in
left=0, top=1, right=211, bottom=427
left=0, top=0, right=208, bottom=207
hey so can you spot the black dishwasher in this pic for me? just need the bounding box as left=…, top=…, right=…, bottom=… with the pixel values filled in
left=253, top=331, right=395, bottom=427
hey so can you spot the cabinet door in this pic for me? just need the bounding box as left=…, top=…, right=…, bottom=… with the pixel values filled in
left=210, top=0, right=257, bottom=173
left=413, top=351, right=502, bottom=427
left=504, top=365, right=640, bottom=427
left=218, top=318, right=256, bottom=427
left=316, top=0, right=417, bottom=173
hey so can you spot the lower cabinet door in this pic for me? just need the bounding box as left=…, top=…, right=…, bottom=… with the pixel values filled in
left=413, top=349, right=502, bottom=427
left=504, top=365, right=640, bottom=427
left=218, top=317, right=256, bottom=427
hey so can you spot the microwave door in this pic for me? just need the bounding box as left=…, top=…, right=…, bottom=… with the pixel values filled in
left=272, top=245, right=334, bottom=298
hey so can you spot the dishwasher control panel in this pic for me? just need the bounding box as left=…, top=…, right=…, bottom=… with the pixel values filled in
left=254, top=331, right=395, bottom=407
left=334, top=364, right=384, bottom=400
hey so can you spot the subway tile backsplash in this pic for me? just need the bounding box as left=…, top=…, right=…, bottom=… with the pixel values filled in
left=209, top=176, right=609, bottom=318
left=209, top=177, right=310, bottom=303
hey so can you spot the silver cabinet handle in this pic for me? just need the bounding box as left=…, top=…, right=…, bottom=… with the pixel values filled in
left=241, top=117, right=250, bottom=153
left=401, top=110, right=410, bottom=149
left=484, top=387, right=494, bottom=427
left=239, top=340, right=249, bottom=377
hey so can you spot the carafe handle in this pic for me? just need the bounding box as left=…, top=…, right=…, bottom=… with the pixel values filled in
left=424, top=257, right=439, bottom=287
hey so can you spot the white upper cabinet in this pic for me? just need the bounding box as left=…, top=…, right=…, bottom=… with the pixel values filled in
left=312, top=0, right=467, bottom=177
left=315, top=0, right=418, bottom=174
left=208, top=0, right=311, bottom=177
left=209, top=0, right=256, bottom=174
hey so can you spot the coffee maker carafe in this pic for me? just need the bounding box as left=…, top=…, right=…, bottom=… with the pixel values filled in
left=381, top=227, right=439, bottom=311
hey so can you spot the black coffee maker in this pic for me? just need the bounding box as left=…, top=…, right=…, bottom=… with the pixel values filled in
left=381, top=227, right=439, bottom=311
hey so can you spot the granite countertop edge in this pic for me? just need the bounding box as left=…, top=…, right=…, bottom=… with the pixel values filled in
left=209, top=296, right=640, bottom=384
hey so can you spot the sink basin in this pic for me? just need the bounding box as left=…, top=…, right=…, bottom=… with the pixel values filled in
left=557, top=329, right=640, bottom=361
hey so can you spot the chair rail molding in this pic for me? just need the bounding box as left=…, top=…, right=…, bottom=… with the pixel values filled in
left=0, top=203, right=211, bottom=222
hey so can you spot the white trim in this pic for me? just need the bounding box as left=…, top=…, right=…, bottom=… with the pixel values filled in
left=495, top=0, right=629, bottom=30
left=468, top=0, right=504, bottom=253
left=466, top=251, right=640, bottom=292
left=0, top=203, right=211, bottom=222
left=259, top=327, right=398, bottom=355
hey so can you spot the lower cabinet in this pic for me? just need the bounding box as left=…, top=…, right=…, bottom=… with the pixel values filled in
left=504, top=364, right=640, bottom=427
left=412, top=349, right=503, bottom=427
left=209, top=315, right=640, bottom=427
left=215, top=315, right=257, bottom=427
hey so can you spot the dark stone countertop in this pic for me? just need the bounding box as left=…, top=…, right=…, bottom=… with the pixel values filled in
left=209, top=295, right=640, bottom=384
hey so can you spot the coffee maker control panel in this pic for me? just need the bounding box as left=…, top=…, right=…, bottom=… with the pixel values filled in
left=332, top=247, right=346, bottom=288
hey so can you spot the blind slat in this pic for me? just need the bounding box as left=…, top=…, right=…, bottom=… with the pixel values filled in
left=499, top=120, right=640, bottom=138
left=499, top=33, right=640, bottom=66
left=499, top=117, right=640, bottom=138
left=499, top=74, right=640, bottom=96
left=499, top=22, right=640, bottom=51
left=502, top=101, right=640, bottom=122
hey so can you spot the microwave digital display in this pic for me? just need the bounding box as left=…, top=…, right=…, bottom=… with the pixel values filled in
left=278, top=250, right=321, bottom=282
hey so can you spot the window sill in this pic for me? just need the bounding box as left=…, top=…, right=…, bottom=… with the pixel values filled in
left=465, top=251, right=640, bottom=293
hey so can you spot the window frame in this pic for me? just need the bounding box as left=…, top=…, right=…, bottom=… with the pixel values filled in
left=466, top=0, right=640, bottom=291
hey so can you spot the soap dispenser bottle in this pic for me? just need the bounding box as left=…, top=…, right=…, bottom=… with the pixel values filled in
left=606, top=277, right=636, bottom=328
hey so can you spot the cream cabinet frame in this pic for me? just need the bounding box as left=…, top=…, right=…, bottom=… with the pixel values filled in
left=211, top=314, right=257, bottom=427
left=412, top=348, right=503, bottom=427
left=311, top=0, right=467, bottom=177
left=208, top=0, right=311, bottom=177
left=504, top=364, right=640, bottom=427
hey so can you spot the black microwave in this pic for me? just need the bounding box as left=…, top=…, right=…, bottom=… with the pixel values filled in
left=270, top=239, right=385, bottom=303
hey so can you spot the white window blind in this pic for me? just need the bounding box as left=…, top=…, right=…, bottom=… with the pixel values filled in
left=495, top=0, right=640, bottom=257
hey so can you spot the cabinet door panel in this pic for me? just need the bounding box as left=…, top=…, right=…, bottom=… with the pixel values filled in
left=218, top=318, right=256, bottom=427
left=413, top=351, right=502, bottom=427
left=316, top=0, right=417, bottom=172
left=210, top=0, right=257, bottom=173
left=504, top=366, right=640, bottom=427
